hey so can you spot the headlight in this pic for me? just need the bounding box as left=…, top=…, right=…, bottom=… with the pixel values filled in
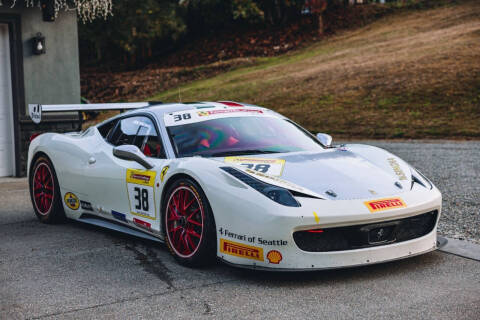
left=410, top=167, right=433, bottom=190
left=220, top=167, right=301, bottom=207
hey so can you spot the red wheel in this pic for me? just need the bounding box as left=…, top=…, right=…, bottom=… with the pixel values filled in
left=32, top=162, right=54, bottom=215
left=29, top=155, right=65, bottom=223
left=166, top=186, right=204, bottom=258
left=163, top=178, right=216, bottom=266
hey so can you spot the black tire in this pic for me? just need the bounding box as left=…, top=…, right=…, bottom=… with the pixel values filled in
left=162, top=177, right=216, bottom=267
left=29, top=155, right=65, bottom=223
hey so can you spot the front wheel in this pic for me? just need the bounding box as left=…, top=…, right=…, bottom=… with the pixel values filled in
left=163, top=178, right=216, bottom=267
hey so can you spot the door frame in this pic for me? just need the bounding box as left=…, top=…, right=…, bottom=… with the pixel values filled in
left=0, top=14, right=25, bottom=177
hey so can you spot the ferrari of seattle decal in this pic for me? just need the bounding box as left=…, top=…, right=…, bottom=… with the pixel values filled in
left=387, top=158, right=407, bottom=180
left=64, top=192, right=79, bottom=210
left=224, top=157, right=285, bottom=176
left=266, top=250, right=283, bottom=264
left=364, top=198, right=406, bottom=213
left=220, top=239, right=264, bottom=261
left=126, top=169, right=157, bottom=220
left=219, top=228, right=288, bottom=246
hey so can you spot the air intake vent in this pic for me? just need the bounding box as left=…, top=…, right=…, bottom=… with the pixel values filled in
left=293, top=210, right=438, bottom=252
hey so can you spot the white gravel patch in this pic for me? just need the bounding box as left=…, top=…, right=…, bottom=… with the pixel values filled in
left=342, top=140, right=480, bottom=244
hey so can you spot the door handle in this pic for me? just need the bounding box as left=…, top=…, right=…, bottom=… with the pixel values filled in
left=88, top=157, right=96, bottom=164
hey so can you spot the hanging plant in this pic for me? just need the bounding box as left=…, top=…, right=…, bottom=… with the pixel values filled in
left=1, top=0, right=113, bottom=22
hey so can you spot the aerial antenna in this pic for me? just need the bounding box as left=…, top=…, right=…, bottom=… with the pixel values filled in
left=178, top=87, right=182, bottom=103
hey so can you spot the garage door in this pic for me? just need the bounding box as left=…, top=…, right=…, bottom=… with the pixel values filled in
left=0, top=24, right=15, bottom=177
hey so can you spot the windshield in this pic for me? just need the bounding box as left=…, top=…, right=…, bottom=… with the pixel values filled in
left=167, top=116, right=324, bottom=157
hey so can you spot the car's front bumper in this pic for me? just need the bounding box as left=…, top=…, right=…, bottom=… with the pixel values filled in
left=211, top=184, right=442, bottom=270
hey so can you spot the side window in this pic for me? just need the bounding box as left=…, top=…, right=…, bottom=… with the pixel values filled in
left=108, top=116, right=165, bottom=158
left=98, top=119, right=118, bottom=138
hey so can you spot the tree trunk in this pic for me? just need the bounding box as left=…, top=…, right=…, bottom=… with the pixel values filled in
left=318, top=14, right=324, bottom=36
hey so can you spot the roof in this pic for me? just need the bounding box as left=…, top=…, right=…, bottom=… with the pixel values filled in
left=147, top=101, right=267, bottom=117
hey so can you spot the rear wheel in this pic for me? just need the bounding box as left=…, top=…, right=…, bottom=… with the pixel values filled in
left=163, top=178, right=216, bottom=267
left=29, top=156, right=65, bottom=223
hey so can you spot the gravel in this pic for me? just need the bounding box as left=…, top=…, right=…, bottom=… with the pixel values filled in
left=343, top=140, right=480, bottom=244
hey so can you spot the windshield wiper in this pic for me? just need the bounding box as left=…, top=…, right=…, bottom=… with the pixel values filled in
left=209, top=149, right=281, bottom=157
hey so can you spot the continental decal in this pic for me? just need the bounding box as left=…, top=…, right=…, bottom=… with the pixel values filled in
left=126, top=168, right=156, bottom=187
left=160, top=166, right=169, bottom=183
left=364, top=198, right=406, bottom=213
left=197, top=108, right=263, bottom=117
left=64, top=192, right=79, bottom=210
left=266, top=250, right=282, bottom=264
left=224, top=157, right=285, bottom=176
left=387, top=158, right=407, bottom=180
left=220, top=238, right=264, bottom=261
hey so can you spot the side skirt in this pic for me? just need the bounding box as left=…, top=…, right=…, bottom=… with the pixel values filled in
left=78, top=214, right=163, bottom=243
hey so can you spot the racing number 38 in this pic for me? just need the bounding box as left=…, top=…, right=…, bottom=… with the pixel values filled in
left=133, top=187, right=149, bottom=211
left=126, top=169, right=156, bottom=219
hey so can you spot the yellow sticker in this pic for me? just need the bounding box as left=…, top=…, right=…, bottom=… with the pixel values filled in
left=160, top=166, right=169, bottom=183
left=64, top=192, right=79, bottom=210
left=313, top=211, right=320, bottom=224
left=126, top=168, right=156, bottom=187
left=266, top=250, right=282, bottom=264
left=364, top=197, right=406, bottom=213
left=126, top=169, right=157, bottom=220
left=220, top=238, right=264, bottom=261
left=224, top=157, right=286, bottom=176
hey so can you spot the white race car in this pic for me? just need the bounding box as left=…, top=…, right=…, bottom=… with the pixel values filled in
left=27, top=101, right=441, bottom=270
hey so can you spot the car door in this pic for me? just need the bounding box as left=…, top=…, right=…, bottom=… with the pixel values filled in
left=87, top=114, right=167, bottom=233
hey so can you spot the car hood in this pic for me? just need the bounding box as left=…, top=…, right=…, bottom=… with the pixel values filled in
left=214, top=145, right=413, bottom=200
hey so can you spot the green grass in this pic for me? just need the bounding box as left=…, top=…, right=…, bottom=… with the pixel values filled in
left=151, top=0, right=480, bottom=139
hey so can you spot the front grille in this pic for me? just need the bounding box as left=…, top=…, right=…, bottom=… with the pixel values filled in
left=293, top=210, right=438, bottom=252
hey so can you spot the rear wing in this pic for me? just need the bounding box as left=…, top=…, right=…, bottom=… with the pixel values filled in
left=28, top=102, right=161, bottom=124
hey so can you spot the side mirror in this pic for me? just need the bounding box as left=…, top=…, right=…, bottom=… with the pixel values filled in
left=316, top=133, right=333, bottom=147
left=113, top=145, right=154, bottom=169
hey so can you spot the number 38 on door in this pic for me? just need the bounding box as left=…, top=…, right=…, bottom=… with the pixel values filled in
left=126, top=169, right=157, bottom=219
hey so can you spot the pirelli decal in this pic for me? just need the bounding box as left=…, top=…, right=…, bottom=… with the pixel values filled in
left=364, top=197, right=406, bottom=213
left=220, top=238, right=264, bottom=261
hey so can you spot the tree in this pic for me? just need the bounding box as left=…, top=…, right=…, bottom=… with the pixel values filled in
left=78, top=0, right=186, bottom=67
left=306, top=0, right=328, bottom=36
left=1, top=0, right=113, bottom=22
left=254, top=0, right=306, bottom=26
left=180, top=0, right=264, bottom=36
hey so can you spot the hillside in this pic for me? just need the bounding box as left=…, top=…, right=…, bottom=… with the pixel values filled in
left=150, top=0, right=480, bottom=139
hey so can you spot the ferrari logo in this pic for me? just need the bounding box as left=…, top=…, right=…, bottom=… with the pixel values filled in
left=160, top=166, right=169, bottom=182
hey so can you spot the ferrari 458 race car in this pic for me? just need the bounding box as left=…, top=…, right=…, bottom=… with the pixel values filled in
left=27, top=101, right=441, bottom=270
